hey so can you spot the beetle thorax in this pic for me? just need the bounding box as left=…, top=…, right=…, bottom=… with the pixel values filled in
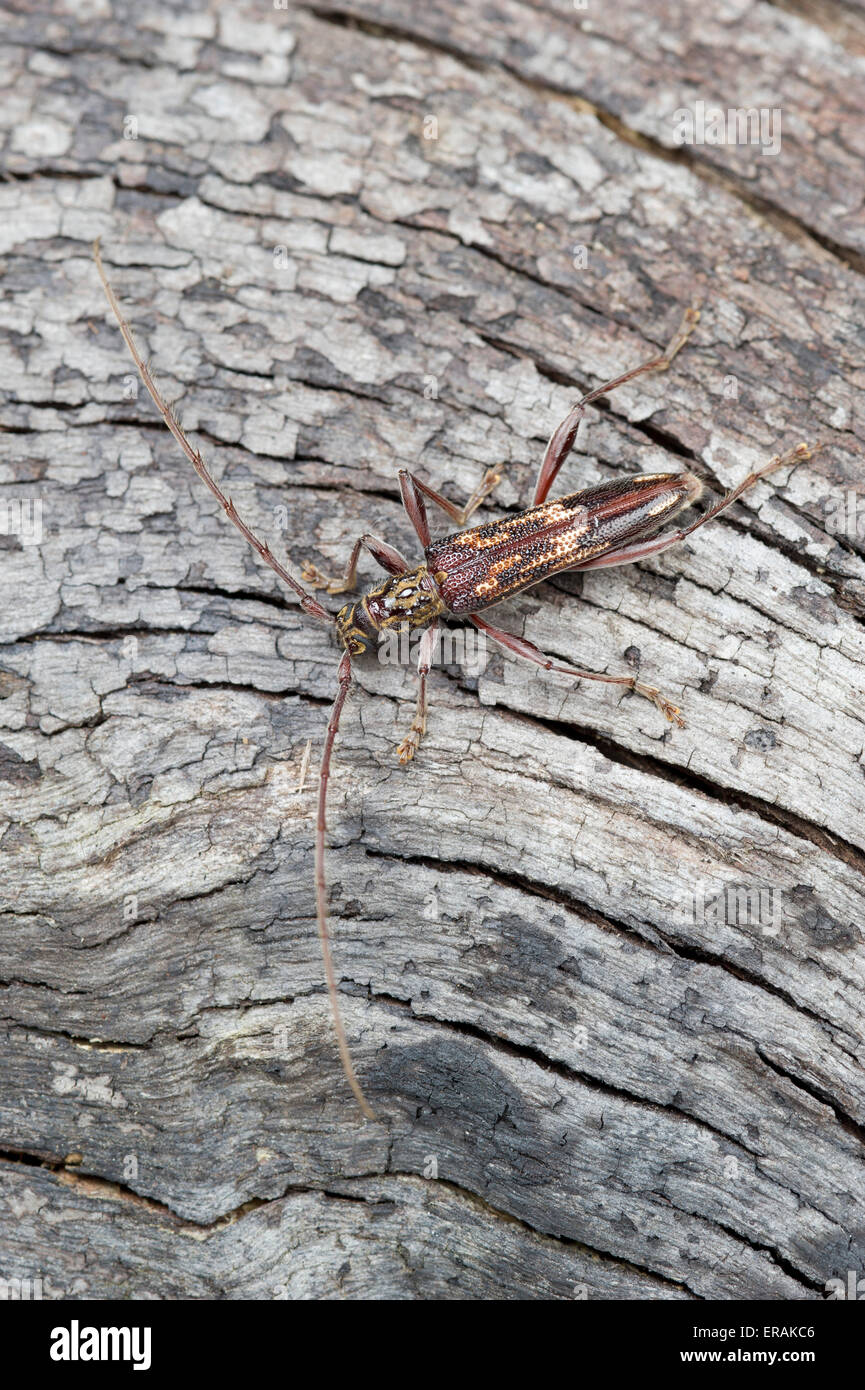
left=336, top=565, right=445, bottom=654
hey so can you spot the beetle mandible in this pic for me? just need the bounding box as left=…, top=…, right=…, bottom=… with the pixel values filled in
left=94, top=243, right=817, bottom=1119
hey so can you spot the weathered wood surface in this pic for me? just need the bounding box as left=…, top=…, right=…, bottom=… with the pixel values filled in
left=1, top=0, right=864, bottom=1300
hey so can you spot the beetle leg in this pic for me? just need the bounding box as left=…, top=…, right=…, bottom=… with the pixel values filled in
left=397, top=620, right=439, bottom=763
left=470, top=613, right=685, bottom=727
left=571, top=443, right=817, bottom=572
left=398, top=467, right=502, bottom=545
left=302, top=532, right=411, bottom=594
left=533, top=306, right=700, bottom=507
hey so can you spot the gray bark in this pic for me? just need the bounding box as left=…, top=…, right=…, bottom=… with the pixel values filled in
left=0, top=0, right=863, bottom=1300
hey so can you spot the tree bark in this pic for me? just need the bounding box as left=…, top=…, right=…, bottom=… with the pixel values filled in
left=1, top=0, right=863, bottom=1300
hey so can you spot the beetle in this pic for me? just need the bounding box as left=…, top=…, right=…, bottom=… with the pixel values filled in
left=94, top=243, right=816, bottom=1119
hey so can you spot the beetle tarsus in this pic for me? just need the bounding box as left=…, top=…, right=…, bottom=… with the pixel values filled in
left=466, top=467, right=503, bottom=517
left=658, top=304, right=701, bottom=367
left=397, top=726, right=423, bottom=763
left=633, top=681, right=686, bottom=727
left=301, top=560, right=352, bottom=595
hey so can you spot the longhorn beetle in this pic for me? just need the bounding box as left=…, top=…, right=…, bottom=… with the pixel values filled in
left=94, top=242, right=817, bottom=1119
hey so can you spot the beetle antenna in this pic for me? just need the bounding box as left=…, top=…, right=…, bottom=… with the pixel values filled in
left=315, top=652, right=377, bottom=1119
left=93, top=241, right=331, bottom=625
left=95, top=242, right=373, bottom=1116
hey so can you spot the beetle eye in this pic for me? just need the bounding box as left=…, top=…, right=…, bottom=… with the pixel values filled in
left=335, top=603, right=372, bottom=655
